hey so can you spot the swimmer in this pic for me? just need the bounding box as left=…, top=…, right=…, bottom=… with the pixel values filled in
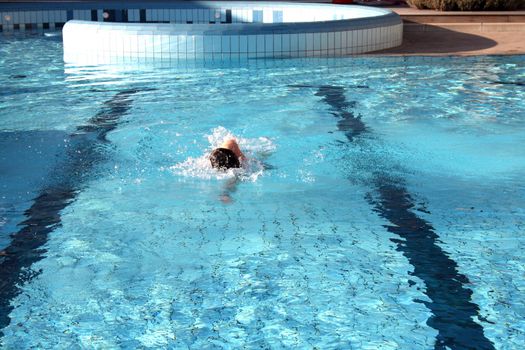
left=209, top=138, right=245, bottom=170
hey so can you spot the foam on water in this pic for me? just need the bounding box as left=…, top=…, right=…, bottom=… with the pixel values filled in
left=168, top=126, right=275, bottom=182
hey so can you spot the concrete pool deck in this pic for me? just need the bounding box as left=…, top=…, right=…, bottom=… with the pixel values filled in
left=373, top=6, right=525, bottom=56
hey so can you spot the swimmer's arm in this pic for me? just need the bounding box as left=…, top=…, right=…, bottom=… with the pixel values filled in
left=221, top=139, right=246, bottom=161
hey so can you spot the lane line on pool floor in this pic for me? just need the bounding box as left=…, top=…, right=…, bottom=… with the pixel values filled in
left=0, top=89, right=139, bottom=336
left=310, top=85, right=495, bottom=350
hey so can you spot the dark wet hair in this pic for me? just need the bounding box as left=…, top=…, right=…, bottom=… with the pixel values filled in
left=210, top=148, right=240, bottom=170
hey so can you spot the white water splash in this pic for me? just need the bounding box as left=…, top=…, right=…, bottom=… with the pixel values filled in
left=169, top=126, right=275, bottom=181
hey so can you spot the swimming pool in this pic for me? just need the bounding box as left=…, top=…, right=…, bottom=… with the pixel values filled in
left=1, top=34, right=524, bottom=349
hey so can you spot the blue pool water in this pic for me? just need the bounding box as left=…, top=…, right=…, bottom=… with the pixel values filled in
left=1, top=34, right=524, bottom=349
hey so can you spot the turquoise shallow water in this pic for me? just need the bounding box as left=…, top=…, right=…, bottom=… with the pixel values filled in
left=0, top=33, right=524, bottom=349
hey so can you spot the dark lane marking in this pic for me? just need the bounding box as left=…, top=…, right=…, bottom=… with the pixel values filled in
left=490, top=81, right=524, bottom=86
left=0, top=87, right=49, bottom=97
left=77, top=89, right=140, bottom=140
left=289, top=85, right=368, bottom=141
left=312, top=85, right=495, bottom=350
left=314, top=86, right=366, bottom=141
left=0, top=89, right=138, bottom=335
left=368, top=180, right=495, bottom=350
left=289, top=84, right=369, bottom=89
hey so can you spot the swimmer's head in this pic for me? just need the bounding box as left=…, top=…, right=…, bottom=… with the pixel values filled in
left=209, top=148, right=240, bottom=170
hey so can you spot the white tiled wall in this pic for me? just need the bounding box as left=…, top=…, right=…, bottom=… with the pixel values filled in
left=63, top=21, right=403, bottom=64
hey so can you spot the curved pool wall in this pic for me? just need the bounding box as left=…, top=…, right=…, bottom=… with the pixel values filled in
left=60, top=2, right=402, bottom=63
